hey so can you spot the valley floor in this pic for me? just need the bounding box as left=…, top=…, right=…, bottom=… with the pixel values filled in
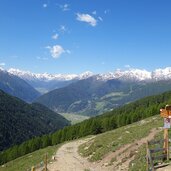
left=36, top=128, right=161, bottom=171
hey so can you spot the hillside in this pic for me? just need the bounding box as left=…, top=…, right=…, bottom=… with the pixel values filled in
left=0, top=69, right=40, bottom=102
left=44, top=116, right=162, bottom=171
left=0, top=90, right=70, bottom=151
left=35, top=75, right=171, bottom=116
left=1, top=90, right=171, bottom=165
left=0, top=116, right=165, bottom=171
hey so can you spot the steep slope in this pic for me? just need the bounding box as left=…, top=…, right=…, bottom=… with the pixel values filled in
left=0, top=69, right=40, bottom=102
left=0, top=115, right=163, bottom=171
left=0, top=90, right=70, bottom=151
left=35, top=76, right=171, bottom=116
left=36, top=118, right=161, bottom=171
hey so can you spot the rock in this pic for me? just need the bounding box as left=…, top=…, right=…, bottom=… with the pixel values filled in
left=84, top=146, right=89, bottom=150
left=125, top=131, right=130, bottom=134
left=104, top=162, right=109, bottom=167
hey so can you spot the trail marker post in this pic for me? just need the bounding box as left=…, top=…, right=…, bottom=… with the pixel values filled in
left=160, top=104, right=171, bottom=160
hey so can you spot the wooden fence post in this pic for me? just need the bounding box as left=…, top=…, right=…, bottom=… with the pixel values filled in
left=164, top=128, right=169, bottom=160
left=146, top=141, right=149, bottom=171
left=31, top=166, right=35, bottom=171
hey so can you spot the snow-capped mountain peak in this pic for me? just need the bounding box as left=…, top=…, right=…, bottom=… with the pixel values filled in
left=8, top=68, right=93, bottom=81
left=79, top=71, right=94, bottom=79
left=6, top=67, right=171, bottom=82
left=0, top=67, right=5, bottom=71
left=96, top=68, right=151, bottom=81
left=114, top=68, right=151, bottom=81
left=152, top=67, right=171, bottom=81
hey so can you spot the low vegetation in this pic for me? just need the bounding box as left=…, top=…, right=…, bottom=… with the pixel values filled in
left=129, top=129, right=171, bottom=171
left=0, top=145, right=60, bottom=171
left=79, top=116, right=162, bottom=161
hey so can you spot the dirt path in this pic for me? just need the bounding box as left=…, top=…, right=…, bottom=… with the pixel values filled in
left=104, top=128, right=161, bottom=171
left=36, top=128, right=161, bottom=171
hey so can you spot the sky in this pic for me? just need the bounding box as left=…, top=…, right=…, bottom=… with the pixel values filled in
left=0, top=0, right=171, bottom=74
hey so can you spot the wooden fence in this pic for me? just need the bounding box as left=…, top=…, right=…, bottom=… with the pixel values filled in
left=146, top=139, right=169, bottom=171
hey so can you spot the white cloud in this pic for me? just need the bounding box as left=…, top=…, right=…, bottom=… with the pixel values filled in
left=59, top=25, right=67, bottom=33
left=98, top=17, right=103, bottom=21
left=45, top=46, right=51, bottom=49
left=125, top=65, right=131, bottom=68
left=43, top=4, right=47, bottom=8
left=66, top=50, right=71, bottom=54
left=59, top=4, right=70, bottom=11
left=76, top=13, right=97, bottom=27
left=52, top=33, right=59, bottom=40
left=104, top=9, right=110, bottom=14
left=0, top=62, right=5, bottom=66
left=47, top=45, right=65, bottom=58
left=92, top=11, right=97, bottom=15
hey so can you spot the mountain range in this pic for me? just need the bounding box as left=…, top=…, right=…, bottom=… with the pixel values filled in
left=8, top=67, right=171, bottom=83
left=35, top=77, right=171, bottom=116
left=8, top=68, right=93, bottom=93
left=0, top=90, right=70, bottom=151
left=4, top=67, right=171, bottom=115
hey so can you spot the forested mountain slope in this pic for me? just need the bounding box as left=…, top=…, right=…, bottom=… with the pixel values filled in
left=0, top=90, right=70, bottom=151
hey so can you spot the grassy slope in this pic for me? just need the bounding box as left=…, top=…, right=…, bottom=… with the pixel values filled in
left=0, top=115, right=167, bottom=171
left=0, top=145, right=60, bottom=171
left=129, top=128, right=170, bottom=171
left=78, top=115, right=164, bottom=170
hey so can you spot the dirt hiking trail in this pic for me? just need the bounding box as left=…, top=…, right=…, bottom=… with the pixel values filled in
left=36, top=128, right=162, bottom=171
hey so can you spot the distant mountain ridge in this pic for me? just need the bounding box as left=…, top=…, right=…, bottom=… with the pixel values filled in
left=8, top=67, right=171, bottom=82
left=6, top=67, right=171, bottom=94
left=0, top=68, right=40, bottom=102
left=8, top=68, right=93, bottom=81
left=8, top=68, right=93, bottom=93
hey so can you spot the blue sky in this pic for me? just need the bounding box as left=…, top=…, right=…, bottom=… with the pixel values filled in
left=0, top=0, right=171, bottom=74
